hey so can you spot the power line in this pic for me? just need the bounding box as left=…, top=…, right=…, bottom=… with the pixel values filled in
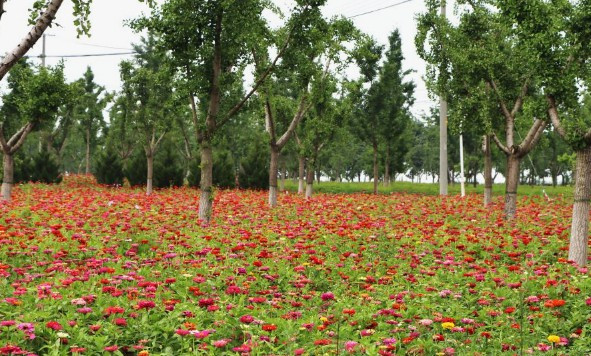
left=52, top=35, right=134, bottom=51
left=347, top=0, right=414, bottom=19
left=27, top=52, right=137, bottom=58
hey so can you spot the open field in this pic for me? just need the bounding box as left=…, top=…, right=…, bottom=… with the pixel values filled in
left=283, top=180, right=573, bottom=198
left=0, top=176, right=589, bottom=355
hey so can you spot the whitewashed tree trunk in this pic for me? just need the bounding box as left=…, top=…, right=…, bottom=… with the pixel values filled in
left=1, top=153, right=13, bottom=201
left=198, top=143, right=213, bottom=222
left=504, top=155, right=521, bottom=219
left=268, top=147, right=279, bottom=207
left=483, top=135, right=492, bottom=206
left=298, top=156, right=305, bottom=194
left=146, top=153, right=154, bottom=195
left=568, top=145, right=591, bottom=266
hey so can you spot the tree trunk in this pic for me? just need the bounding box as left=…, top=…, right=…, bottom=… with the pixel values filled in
left=268, top=147, right=279, bottom=207
left=568, top=145, right=591, bottom=266
left=198, top=143, right=214, bottom=223
left=305, top=167, right=314, bottom=199
left=504, top=155, right=521, bottom=220
left=85, top=127, right=91, bottom=175
left=552, top=173, right=558, bottom=187
left=372, top=142, right=378, bottom=195
left=1, top=153, right=14, bottom=202
left=384, top=148, right=390, bottom=186
left=146, top=152, right=154, bottom=195
left=298, top=156, right=305, bottom=194
left=279, top=164, right=286, bottom=192
left=483, top=135, right=493, bottom=206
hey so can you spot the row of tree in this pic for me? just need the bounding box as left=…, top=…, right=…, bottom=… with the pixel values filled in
left=0, top=0, right=590, bottom=267
left=416, top=0, right=591, bottom=265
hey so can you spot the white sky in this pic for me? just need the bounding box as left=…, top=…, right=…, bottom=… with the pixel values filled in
left=0, top=0, right=436, bottom=118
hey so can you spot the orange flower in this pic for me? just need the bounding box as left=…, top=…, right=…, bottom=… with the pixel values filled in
left=262, top=324, right=277, bottom=332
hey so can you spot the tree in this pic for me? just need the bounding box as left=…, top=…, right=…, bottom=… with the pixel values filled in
left=132, top=0, right=319, bottom=222
left=0, top=61, right=68, bottom=201
left=75, top=67, right=110, bottom=175
left=351, top=30, right=415, bottom=194
left=417, top=1, right=547, bottom=219
left=119, top=36, right=174, bottom=195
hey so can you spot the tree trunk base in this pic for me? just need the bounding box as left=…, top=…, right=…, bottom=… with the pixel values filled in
left=569, top=146, right=591, bottom=266
left=269, top=186, right=278, bottom=208
left=1, top=183, right=12, bottom=202
left=305, top=184, right=313, bottom=199
left=198, top=189, right=212, bottom=223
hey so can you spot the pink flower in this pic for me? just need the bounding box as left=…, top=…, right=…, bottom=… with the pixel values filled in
left=537, top=343, right=551, bottom=351
left=586, top=297, right=591, bottom=306
left=137, top=300, right=155, bottom=310
left=419, top=319, right=433, bottom=326
left=321, top=292, right=335, bottom=301
left=240, top=315, right=254, bottom=324
left=344, top=341, right=358, bottom=352
left=212, top=339, right=231, bottom=348
left=77, top=307, right=92, bottom=314
left=175, top=329, right=190, bottom=336
left=104, top=345, right=118, bottom=352
left=0, top=320, right=15, bottom=327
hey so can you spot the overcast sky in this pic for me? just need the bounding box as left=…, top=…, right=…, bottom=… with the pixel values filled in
left=0, top=0, right=437, bottom=118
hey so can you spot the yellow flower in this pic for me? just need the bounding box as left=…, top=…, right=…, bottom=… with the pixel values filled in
left=319, top=317, right=328, bottom=322
left=548, top=335, right=560, bottom=343
left=441, top=322, right=455, bottom=330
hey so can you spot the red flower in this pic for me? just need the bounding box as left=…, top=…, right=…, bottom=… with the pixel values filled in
left=114, top=318, right=127, bottom=326
left=46, top=321, right=62, bottom=330
left=104, top=345, right=118, bottom=352
left=240, top=315, right=254, bottom=324
left=262, top=324, right=277, bottom=332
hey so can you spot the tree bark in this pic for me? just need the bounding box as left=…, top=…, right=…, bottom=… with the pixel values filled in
left=269, top=146, right=279, bottom=207
left=0, top=0, right=64, bottom=81
left=146, top=153, right=154, bottom=196
left=298, top=156, right=305, bottom=194
left=198, top=143, right=213, bottom=222
left=1, top=153, right=13, bottom=202
left=305, top=165, right=314, bottom=199
left=372, top=141, right=378, bottom=195
left=504, top=155, right=521, bottom=219
left=85, top=127, right=90, bottom=175
left=568, top=145, right=591, bottom=266
left=483, top=135, right=493, bottom=206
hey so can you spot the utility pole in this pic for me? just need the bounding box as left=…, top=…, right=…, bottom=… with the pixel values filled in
left=439, top=0, right=448, bottom=195
left=459, top=133, right=466, bottom=197
left=41, top=34, right=47, bottom=67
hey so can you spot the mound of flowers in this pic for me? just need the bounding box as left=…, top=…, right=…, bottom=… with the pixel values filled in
left=0, top=178, right=589, bottom=354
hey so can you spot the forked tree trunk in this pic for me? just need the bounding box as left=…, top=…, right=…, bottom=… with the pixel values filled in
left=198, top=143, right=214, bottom=222
left=1, top=154, right=14, bottom=202
left=568, top=145, right=591, bottom=266
left=504, top=155, right=521, bottom=219
left=483, top=135, right=493, bottom=206
left=146, top=153, right=154, bottom=195
left=372, top=142, right=378, bottom=195
left=305, top=167, right=314, bottom=199
left=268, top=147, right=279, bottom=207
left=298, top=156, right=305, bottom=194
left=85, top=127, right=91, bottom=175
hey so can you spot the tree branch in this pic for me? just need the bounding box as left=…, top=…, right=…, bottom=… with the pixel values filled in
left=0, top=124, right=9, bottom=153
left=0, top=0, right=6, bottom=24
left=264, top=97, right=276, bottom=142
left=511, top=79, right=528, bottom=118
left=276, top=95, right=310, bottom=149
left=6, top=124, right=29, bottom=147
left=8, top=123, right=33, bottom=154
left=0, top=0, right=64, bottom=81
left=154, top=130, right=166, bottom=150
left=545, top=95, right=567, bottom=139
left=491, top=132, right=510, bottom=155
left=518, top=118, right=546, bottom=156
left=217, top=29, right=294, bottom=129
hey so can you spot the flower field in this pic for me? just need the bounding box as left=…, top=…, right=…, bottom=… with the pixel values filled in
left=1, top=177, right=590, bottom=355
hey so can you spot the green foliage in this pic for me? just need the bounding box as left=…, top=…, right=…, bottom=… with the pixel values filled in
left=29, top=150, right=62, bottom=184
left=238, top=137, right=269, bottom=189
left=153, top=139, right=183, bottom=188
left=94, top=146, right=125, bottom=186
